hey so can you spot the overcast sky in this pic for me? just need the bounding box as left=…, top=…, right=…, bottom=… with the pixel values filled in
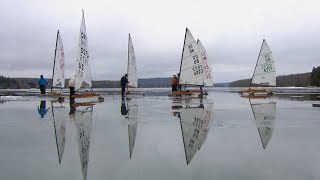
left=1, top=0, right=319, bottom=83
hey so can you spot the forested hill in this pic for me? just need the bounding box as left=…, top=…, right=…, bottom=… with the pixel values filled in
left=0, top=77, right=227, bottom=89
left=229, top=72, right=311, bottom=87
left=0, top=76, right=19, bottom=89
left=0, top=71, right=316, bottom=89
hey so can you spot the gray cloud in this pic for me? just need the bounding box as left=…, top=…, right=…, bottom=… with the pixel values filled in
left=1, top=0, right=320, bottom=83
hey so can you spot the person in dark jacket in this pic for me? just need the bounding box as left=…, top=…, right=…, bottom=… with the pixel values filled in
left=38, top=75, right=48, bottom=94
left=120, top=74, right=129, bottom=97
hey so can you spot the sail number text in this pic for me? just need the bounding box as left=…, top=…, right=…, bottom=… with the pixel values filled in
left=193, top=65, right=203, bottom=76
left=80, top=32, right=87, bottom=46
left=262, top=54, right=273, bottom=73
left=262, top=63, right=273, bottom=73
left=77, top=47, right=89, bottom=77
left=188, top=44, right=194, bottom=54
left=201, top=52, right=212, bottom=79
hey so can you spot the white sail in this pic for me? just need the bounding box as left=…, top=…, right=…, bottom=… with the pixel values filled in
left=75, top=10, right=92, bottom=90
left=52, top=30, right=65, bottom=88
left=127, top=102, right=138, bottom=158
left=51, top=102, right=66, bottom=164
left=251, top=40, right=276, bottom=86
left=75, top=106, right=93, bottom=180
left=179, top=28, right=204, bottom=85
left=179, top=103, right=213, bottom=164
left=197, top=40, right=213, bottom=86
left=127, top=34, right=138, bottom=88
left=251, top=101, right=276, bottom=149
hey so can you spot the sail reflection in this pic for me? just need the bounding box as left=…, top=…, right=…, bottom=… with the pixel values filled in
left=51, top=101, right=67, bottom=164
left=70, top=101, right=94, bottom=180
left=249, top=99, right=276, bottom=149
left=172, top=97, right=213, bottom=165
left=121, top=98, right=138, bottom=159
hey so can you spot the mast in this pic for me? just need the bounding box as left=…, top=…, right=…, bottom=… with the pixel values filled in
left=197, top=39, right=204, bottom=95
left=51, top=30, right=59, bottom=92
left=249, top=39, right=265, bottom=90
left=82, top=10, right=92, bottom=92
left=178, top=28, right=188, bottom=84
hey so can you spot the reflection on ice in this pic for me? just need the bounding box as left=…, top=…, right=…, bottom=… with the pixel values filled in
left=51, top=102, right=67, bottom=164
left=38, top=101, right=49, bottom=118
left=172, top=97, right=214, bottom=164
left=249, top=99, right=277, bottom=149
left=121, top=98, right=139, bottom=159
left=70, top=103, right=93, bottom=180
left=1, top=91, right=320, bottom=179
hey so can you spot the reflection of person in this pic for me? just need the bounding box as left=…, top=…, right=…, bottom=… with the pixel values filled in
left=171, top=105, right=181, bottom=118
left=38, top=75, right=48, bottom=94
left=121, top=99, right=129, bottom=115
left=68, top=78, right=75, bottom=98
left=177, top=73, right=182, bottom=91
left=38, top=101, right=49, bottom=118
left=120, top=74, right=129, bottom=97
left=171, top=75, right=178, bottom=92
left=69, top=96, right=76, bottom=115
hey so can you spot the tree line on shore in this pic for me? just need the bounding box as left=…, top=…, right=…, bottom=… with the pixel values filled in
left=310, top=66, right=320, bottom=86
left=1, top=67, right=320, bottom=89
left=229, top=72, right=312, bottom=87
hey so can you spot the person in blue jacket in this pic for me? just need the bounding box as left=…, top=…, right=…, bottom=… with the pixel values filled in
left=38, top=75, right=48, bottom=94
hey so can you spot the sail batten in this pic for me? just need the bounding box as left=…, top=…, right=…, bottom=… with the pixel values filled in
left=75, top=10, right=92, bottom=90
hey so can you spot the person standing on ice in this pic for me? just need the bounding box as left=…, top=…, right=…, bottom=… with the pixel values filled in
left=37, top=75, right=48, bottom=94
left=120, top=74, right=129, bottom=97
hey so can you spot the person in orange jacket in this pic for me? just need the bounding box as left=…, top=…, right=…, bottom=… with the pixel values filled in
left=171, top=75, right=178, bottom=92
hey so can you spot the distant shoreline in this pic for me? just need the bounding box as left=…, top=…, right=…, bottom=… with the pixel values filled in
left=0, top=71, right=315, bottom=89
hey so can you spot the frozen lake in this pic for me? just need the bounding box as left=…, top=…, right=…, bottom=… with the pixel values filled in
left=0, top=89, right=320, bottom=180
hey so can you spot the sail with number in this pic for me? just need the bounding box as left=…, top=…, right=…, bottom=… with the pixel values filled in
left=179, top=28, right=204, bottom=85
left=52, top=30, right=65, bottom=89
left=75, top=106, right=93, bottom=180
left=250, top=101, right=276, bottom=149
left=127, top=34, right=138, bottom=88
left=75, top=10, right=92, bottom=90
left=179, top=103, right=213, bottom=164
left=197, top=39, right=213, bottom=86
left=51, top=102, right=66, bottom=164
left=127, top=102, right=138, bottom=158
left=251, top=40, right=276, bottom=86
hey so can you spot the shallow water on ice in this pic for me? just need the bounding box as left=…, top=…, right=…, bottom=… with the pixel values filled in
left=0, top=91, right=320, bottom=180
